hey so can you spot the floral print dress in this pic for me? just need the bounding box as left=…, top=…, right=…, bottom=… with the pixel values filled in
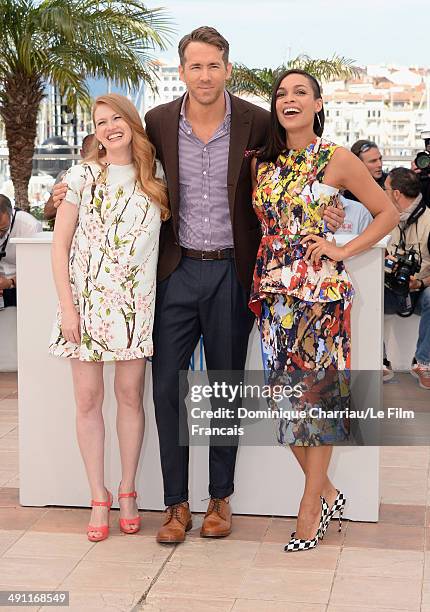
left=249, top=138, right=354, bottom=446
left=49, top=162, right=161, bottom=361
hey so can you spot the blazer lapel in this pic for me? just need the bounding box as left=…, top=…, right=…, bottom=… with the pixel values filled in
left=227, top=94, right=252, bottom=219
left=160, top=97, right=183, bottom=233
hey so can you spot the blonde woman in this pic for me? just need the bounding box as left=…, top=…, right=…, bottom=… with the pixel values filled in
left=49, top=94, right=168, bottom=541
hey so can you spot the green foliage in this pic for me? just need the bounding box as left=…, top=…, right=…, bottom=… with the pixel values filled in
left=0, top=0, right=174, bottom=108
left=0, top=0, right=174, bottom=209
left=228, top=55, right=359, bottom=103
left=28, top=205, right=44, bottom=221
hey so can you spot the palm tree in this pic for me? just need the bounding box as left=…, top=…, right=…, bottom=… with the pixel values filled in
left=228, top=54, right=359, bottom=103
left=0, top=0, right=173, bottom=210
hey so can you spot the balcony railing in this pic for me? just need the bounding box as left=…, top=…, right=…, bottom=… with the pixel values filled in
left=0, top=150, right=81, bottom=218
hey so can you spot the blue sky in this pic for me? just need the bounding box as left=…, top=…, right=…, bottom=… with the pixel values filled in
left=146, top=0, right=428, bottom=68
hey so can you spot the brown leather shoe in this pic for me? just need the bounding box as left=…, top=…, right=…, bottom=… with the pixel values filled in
left=156, top=502, right=192, bottom=543
left=200, top=498, right=232, bottom=538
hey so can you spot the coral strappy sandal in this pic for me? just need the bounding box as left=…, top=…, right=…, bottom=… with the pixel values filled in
left=118, top=490, right=141, bottom=534
left=87, top=489, right=113, bottom=542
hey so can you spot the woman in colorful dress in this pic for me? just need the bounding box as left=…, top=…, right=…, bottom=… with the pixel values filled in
left=49, top=94, right=168, bottom=541
left=249, top=70, right=398, bottom=552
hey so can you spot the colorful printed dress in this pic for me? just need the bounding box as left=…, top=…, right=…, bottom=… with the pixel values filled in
left=49, top=162, right=161, bottom=361
left=249, top=138, right=354, bottom=446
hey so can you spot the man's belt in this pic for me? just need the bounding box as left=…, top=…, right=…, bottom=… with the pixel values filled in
left=182, top=247, right=235, bottom=260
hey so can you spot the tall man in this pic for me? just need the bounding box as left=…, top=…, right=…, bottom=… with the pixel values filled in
left=144, top=27, right=344, bottom=543
left=144, top=27, right=270, bottom=543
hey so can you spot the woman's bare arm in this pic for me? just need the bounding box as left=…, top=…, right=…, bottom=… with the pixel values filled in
left=324, top=147, right=399, bottom=258
left=51, top=201, right=80, bottom=343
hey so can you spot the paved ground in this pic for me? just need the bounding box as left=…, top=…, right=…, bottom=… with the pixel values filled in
left=1, top=371, right=430, bottom=611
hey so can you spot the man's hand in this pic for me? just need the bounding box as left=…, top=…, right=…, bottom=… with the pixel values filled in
left=409, top=276, right=422, bottom=291
left=0, top=276, right=13, bottom=291
left=324, top=205, right=345, bottom=233
left=52, top=182, right=68, bottom=209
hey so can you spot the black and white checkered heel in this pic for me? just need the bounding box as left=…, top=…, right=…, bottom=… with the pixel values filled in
left=289, top=496, right=330, bottom=540
left=284, top=497, right=329, bottom=553
left=319, top=496, right=331, bottom=539
left=330, top=490, right=346, bottom=532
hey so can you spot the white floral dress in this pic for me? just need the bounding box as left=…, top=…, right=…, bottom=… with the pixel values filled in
left=49, top=162, right=162, bottom=361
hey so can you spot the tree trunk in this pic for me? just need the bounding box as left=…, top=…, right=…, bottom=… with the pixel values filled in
left=0, top=72, right=44, bottom=211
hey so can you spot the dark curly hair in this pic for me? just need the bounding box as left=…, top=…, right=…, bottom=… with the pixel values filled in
left=258, top=69, right=325, bottom=162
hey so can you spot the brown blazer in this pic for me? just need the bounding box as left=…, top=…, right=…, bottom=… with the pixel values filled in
left=145, top=93, right=270, bottom=291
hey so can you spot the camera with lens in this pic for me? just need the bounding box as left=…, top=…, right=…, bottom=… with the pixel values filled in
left=414, top=130, right=430, bottom=172
left=384, top=243, right=421, bottom=297
left=415, top=150, right=430, bottom=177
left=414, top=130, right=430, bottom=204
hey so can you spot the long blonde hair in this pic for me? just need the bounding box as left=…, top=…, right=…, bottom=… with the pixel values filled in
left=86, top=93, right=169, bottom=220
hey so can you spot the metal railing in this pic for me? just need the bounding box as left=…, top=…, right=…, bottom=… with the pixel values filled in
left=0, top=153, right=81, bottom=214
left=0, top=151, right=419, bottom=214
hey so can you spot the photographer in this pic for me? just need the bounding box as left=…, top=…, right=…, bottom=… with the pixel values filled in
left=344, top=140, right=387, bottom=201
left=412, top=130, right=430, bottom=206
left=383, top=168, right=430, bottom=389
left=0, top=194, right=42, bottom=309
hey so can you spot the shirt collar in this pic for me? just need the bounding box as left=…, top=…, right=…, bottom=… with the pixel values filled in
left=399, top=193, right=423, bottom=225
left=180, top=90, right=232, bottom=125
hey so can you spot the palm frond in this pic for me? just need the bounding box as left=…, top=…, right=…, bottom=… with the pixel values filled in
left=228, top=64, right=274, bottom=102
left=0, top=0, right=176, bottom=209
left=287, top=54, right=359, bottom=83
left=229, top=55, right=358, bottom=103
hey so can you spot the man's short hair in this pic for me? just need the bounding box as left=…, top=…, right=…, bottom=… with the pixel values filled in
left=351, top=140, right=378, bottom=158
left=81, top=134, right=94, bottom=149
left=178, top=26, right=229, bottom=66
left=0, top=194, right=12, bottom=217
left=388, top=167, right=421, bottom=199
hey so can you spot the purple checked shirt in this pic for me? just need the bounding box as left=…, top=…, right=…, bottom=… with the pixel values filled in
left=178, top=91, right=234, bottom=250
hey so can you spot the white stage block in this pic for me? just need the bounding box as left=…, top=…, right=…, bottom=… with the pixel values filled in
left=14, top=233, right=386, bottom=521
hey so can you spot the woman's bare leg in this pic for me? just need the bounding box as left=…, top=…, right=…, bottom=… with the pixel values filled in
left=114, top=359, right=146, bottom=526
left=293, top=446, right=337, bottom=540
left=71, top=359, right=107, bottom=539
left=290, top=446, right=338, bottom=507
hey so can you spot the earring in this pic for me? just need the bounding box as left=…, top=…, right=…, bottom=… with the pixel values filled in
left=98, top=143, right=103, bottom=150
left=315, top=113, right=322, bottom=129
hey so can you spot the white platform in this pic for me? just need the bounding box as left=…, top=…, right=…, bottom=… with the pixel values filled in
left=14, top=233, right=387, bottom=521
